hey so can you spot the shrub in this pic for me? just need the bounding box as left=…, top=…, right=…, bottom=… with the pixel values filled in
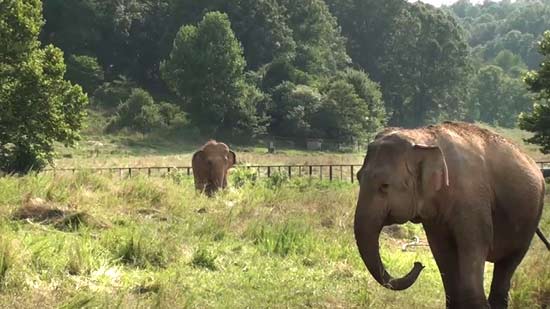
left=105, top=227, right=169, bottom=268
left=65, top=54, right=104, bottom=94
left=265, top=171, right=289, bottom=189
left=107, top=88, right=163, bottom=133
left=92, top=76, right=136, bottom=108
left=191, top=247, right=218, bottom=271
left=231, top=167, right=258, bottom=188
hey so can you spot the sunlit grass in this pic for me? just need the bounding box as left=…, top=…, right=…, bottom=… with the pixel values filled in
left=0, top=169, right=547, bottom=308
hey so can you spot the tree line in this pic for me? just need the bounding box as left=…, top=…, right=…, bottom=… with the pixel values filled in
left=5, top=0, right=550, bottom=173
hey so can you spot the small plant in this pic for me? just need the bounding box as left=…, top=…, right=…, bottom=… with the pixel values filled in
left=164, top=169, right=192, bottom=185
left=191, top=247, right=217, bottom=271
left=265, top=171, right=288, bottom=190
left=249, top=221, right=314, bottom=257
left=106, top=227, right=168, bottom=269
left=231, top=167, right=258, bottom=188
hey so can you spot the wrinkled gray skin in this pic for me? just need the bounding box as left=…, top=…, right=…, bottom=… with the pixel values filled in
left=192, top=141, right=236, bottom=196
left=354, top=122, right=545, bottom=309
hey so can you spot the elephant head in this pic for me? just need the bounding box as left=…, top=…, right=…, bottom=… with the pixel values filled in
left=192, top=140, right=236, bottom=196
left=354, top=132, right=449, bottom=290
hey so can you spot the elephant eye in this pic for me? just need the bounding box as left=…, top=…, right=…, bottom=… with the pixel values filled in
left=379, top=184, right=389, bottom=194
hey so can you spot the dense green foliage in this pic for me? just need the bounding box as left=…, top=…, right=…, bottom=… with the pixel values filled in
left=0, top=0, right=88, bottom=173
left=32, top=0, right=550, bottom=145
left=328, top=1, right=472, bottom=126
left=519, top=31, right=550, bottom=153
left=470, top=65, right=531, bottom=127
left=161, top=12, right=265, bottom=137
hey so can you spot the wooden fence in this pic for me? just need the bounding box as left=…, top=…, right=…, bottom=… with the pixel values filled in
left=43, top=164, right=364, bottom=183
left=42, top=161, right=550, bottom=182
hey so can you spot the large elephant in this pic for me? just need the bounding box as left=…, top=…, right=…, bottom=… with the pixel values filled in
left=354, top=122, right=549, bottom=309
left=192, top=140, right=236, bottom=196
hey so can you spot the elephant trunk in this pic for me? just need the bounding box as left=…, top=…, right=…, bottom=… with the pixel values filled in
left=354, top=206, right=424, bottom=290
left=206, top=163, right=226, bottom=195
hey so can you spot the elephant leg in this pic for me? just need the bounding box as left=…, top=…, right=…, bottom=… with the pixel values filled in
left=424, top=224, right=458, bottom=308
left=488, top=248, right=528, bottom=309
left=452, top=217, right=492, bottom=308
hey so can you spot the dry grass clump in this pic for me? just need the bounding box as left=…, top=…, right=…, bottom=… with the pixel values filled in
left=12, top=197, right=110, bottom=231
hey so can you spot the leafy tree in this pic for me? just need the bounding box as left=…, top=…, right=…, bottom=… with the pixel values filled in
left=492, top=49, right=527, bottom=74
left=325, top=0, right=406, bottom=82
left=279, top=0, right=350, bottom=76
left=470, top=65, right=531, bottom=127
left=519, top=30, right=550, bottom=153
left=312, top=69, right=385, bottom=141
left=161, top=11, right=265, bottom=137
left=0, top=0, right=88, bottom=173
left=269, top=82, right=322, bottom=138
left=65, top=54, right=104, bottom=94
left=382, top=3, right=472, bottom=126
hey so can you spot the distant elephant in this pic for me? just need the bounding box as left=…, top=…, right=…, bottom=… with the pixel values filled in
left=354, top=122, right=549, bottom=309
left=192, top=140, right=236, bottom=196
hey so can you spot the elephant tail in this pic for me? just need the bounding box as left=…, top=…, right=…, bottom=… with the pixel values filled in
left=536, top=228, right=550, bottom=251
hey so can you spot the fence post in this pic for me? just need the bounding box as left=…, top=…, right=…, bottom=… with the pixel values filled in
left=148, top=168, right=151, bottom=177
left=309, top=166, right=313, bottom=178
left=288, top=166, right=292, bottom=179
left=320, top=166, right=323, bottom=180
left=268, top=166, right=271, bottom=178
left=329, top=165, right=333, bottom=182
left=299, top=166, right=302, bottom=177
left=340, top=166, right=343, bottom=181
left=128, top=168, right=132, bottom=177
left=351, top=165, right=354, bottom=183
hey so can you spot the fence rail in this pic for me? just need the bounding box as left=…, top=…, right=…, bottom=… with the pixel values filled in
left=43, top=164, right=364, bottom=183
left=42, top=161, right=550, bottom=182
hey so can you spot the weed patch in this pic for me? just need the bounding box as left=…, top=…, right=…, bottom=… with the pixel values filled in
left=191, top=247, right=218, bottom=271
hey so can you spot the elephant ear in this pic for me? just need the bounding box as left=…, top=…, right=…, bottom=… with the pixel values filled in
left=192, top=150, right=207, bottom=169
left=228, top=150, right=236, bottom=167
left=413, top=144, right=449, bottom=194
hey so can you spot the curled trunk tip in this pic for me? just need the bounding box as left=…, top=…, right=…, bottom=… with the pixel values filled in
left=354, top=211, right=424, bottom=291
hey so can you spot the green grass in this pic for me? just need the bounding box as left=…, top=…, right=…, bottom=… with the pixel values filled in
left=0, top=171, right=548, bottom=308
left=51, top=121, right=549, bottom=170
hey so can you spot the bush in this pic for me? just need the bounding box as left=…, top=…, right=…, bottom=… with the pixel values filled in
left=65, top=55, right=104, bottom=94
left=231, top=167, right=258, bottom=188
left=92, top=76, right=136, bottom=108
left=107, top=88, right=163, bottom=133
left=158, top=101, right=187, bottom=127
left=265, top=171, right=289, bottom=190
left=191, top=247, right=217, bottom=271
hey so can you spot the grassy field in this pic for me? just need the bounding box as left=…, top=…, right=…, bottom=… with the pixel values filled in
left=0, top=123, right=548, bottom=308
left=0, top=170, right=548, bottom=308
left=52, top=121, right=549, bottom=169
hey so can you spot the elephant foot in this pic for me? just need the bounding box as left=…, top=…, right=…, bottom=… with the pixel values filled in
left=488, top=296, right=508, bottom=309
left=451, top=298, right=490, bottom=309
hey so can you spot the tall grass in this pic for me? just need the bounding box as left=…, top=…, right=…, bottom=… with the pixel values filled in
left=0, top=171, right=547, bottom=308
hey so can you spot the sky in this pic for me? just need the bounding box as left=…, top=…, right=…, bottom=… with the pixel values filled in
left=408, top=0, right=493, bottom=7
